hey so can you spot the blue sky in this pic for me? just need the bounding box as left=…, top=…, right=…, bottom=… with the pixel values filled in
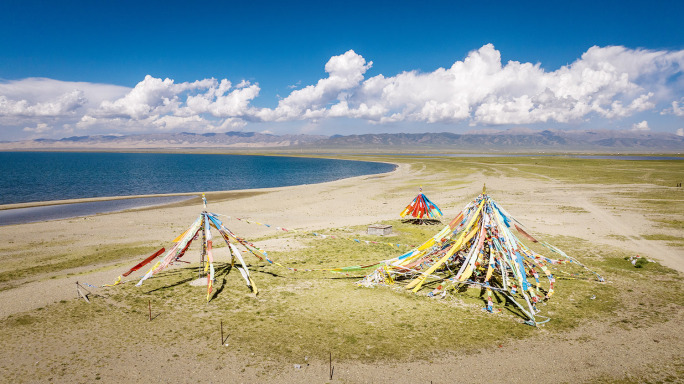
left=0, top=0, right=683, bottom=140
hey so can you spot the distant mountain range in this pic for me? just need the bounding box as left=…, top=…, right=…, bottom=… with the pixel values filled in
left=0, top=131, right=325, bottom=149
left=1, top=129, right=683, bottom=152
left=313, top=130, right=684, bottom=152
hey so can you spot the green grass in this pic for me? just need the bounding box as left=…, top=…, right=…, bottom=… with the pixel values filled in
left=652, top=219, right=684, bottom=230
left=641, top=233, right=684, bottom=248
left=346, top=155, right=684, bottom=191
left=558, top=205, right=590, bottom=213
left=641, top=234, right=683, bottom=241
left=0, top=155, right=682, bottom=381
left=0, top=243, right=153, bottom=284
left=1, top=231, right=678, bottom=379
left=477, top=157, right=684, bottom=186
left=0, top=228, right=640, bottom=364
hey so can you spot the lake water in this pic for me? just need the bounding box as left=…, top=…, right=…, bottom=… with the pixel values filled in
left=0, top=196, right=192, bottom=226
left=0, top=152, right=395, bottom=225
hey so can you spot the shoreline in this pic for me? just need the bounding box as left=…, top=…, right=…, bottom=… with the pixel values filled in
left=0, top=195, right=194, bottom=226
left=0, top=161, right=413, bottom=317
left=1, top=150, right=678, bottom=212
left=0, top=155, right=681, bottom=383
left=0, top=153, right=399, bottom=211
left=0, top=191, right=202, bottom=211
left=0, top=159, right=400, bottom=225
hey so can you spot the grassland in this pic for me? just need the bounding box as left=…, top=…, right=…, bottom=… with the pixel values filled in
left=0, top=155, right=682, bottom=383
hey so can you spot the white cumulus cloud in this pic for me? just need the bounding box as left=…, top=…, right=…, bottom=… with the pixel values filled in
left=0, top=90, right=85, bottom=117
left=248, top=44, right=682, bottom=126
left=0, top=78, right=128, bottom=118
left=255, top=50, right=373, bottom=122
left=96, top=75, right=216, bottom=119
left=51, top=76, right=258, bottom=135
left=631, top=120, right=650, bottom=131
left=23, top=122, right=51, bottom=133
left=663, top=98, right=684, bottom=116
left=350, top=44, right=675, bottom=125
left=1, top=44, right=683, bottom=140
left=183, top=79, right=260, bottom=118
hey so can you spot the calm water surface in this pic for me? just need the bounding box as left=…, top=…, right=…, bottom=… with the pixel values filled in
left=0, top=196, right=192, bottom=226
left=0, top=152, right=395, bottom=225
left=0, top=152, right=396, bottom=205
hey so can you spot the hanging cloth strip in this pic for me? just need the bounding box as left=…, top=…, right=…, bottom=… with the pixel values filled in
left=136, top=216, right=203, bottom=286
left=356, top=191, right=604, bottom=326
left=310, top=232, right=413, bottom=248
left=400, top=188, right=444, bottom=219
left=215, top=214, right=297, bottom=232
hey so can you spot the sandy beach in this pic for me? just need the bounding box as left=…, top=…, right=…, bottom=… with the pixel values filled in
left=0, top=155, right=682, bottom=383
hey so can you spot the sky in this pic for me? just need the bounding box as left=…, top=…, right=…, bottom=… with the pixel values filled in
left=0, top=0, right=683, bottom=140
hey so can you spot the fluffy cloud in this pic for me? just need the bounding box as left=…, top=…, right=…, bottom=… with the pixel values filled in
left=676, top=128, right=684, bottom=136
left=0, top=90, right=85, bottom=117
left=662, top=98, right=684, bottom=117
left=23, top=122, right=51, bottom=133
left=338, top=44, right=673, bottom=125
left=96, top=75, right=216, bottom=119
left=1, top=44, right=683, bottom=140
left=631, top=120, right=650, bottom=131
left=0, top=78, right=128, bottom=118
left=80, top=76, right=260, bottom=132
left=251, top=44, right=681, bottom=126
left=183, top=79, right=260, bottom=118
left=255, top=50, right=373, bottom=121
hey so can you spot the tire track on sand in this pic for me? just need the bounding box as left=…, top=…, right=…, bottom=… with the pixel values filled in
left=578, top=195, right=683, bottom=273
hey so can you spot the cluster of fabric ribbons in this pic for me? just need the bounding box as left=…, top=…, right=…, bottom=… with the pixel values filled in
left=104, top=190, right=602, bottom=325
left=400, top=187, right=443, bottom=219
left=359, top=190, right=603, bottom=326
left=107, top=211, right=261, bottom=301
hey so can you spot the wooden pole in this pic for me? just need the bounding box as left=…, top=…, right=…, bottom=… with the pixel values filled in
left=200, top=216, right=206, bottom=278
left=329, top=351, right=334, bottom=380
left=76, top=281, right=90, bottom=303
left=221, top=320, right=224, bottom=345
left=148, top=299, right=151, bottom=321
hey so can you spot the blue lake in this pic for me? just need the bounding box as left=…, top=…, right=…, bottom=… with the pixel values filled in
left=0, top=196, right=192, bottom=226
left=0, top=152, right=395, bottom=224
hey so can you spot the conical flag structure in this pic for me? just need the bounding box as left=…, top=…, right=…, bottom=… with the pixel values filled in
left=400, top=187, right=443, bottom=221
left=108, top=195, right=264, bottom=300
left=362, top=186, right=602, bottom=326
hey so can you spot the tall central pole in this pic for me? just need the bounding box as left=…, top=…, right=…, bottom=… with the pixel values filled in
left=200, top=193, right=208, bottom=278
left=200, top=215, right=206, bottom=278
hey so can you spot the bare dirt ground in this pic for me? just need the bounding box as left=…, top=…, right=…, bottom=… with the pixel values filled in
left=0, top=157, right=682, bottom=383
